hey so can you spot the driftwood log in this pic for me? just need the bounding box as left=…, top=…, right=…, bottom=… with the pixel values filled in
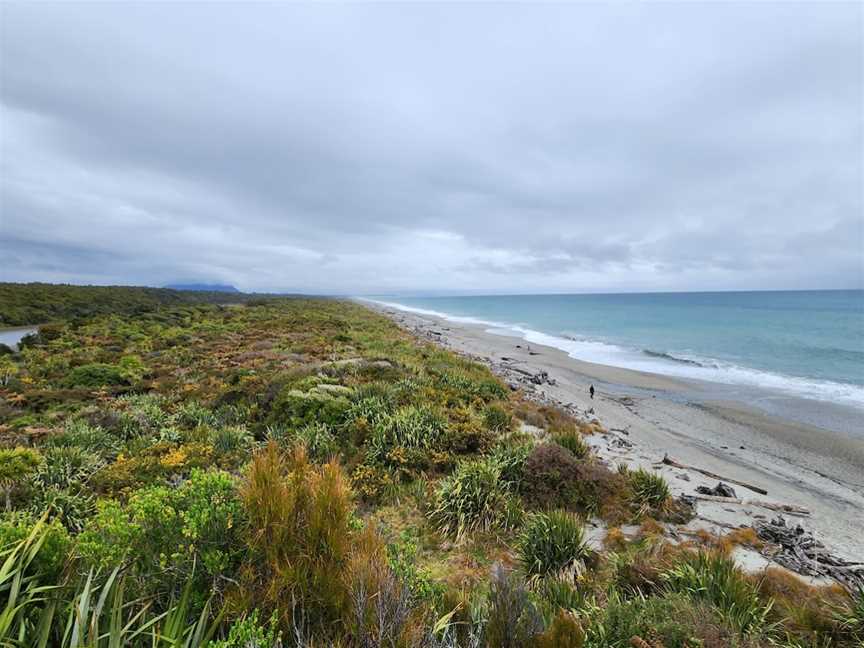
left=756, top=516, right=864, bottom=592
left=660, top=454, right=768, bottom=495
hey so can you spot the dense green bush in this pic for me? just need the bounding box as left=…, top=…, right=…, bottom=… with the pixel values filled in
left=483, top=404, right=513, bottom=432
left=63, top=363, right=129, bottom=388
left=629, top=467, right=671, bottom=510
left=553, top=429, right=589, bottom=460
left=430, top=457, right=521, bottom=538
left=518, top=510, right=589, bottom=579
left=79, top=469, right=243, bottom=592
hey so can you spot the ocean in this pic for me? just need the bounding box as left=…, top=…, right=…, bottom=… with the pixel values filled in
left=367, top=291, right=864, bottom=421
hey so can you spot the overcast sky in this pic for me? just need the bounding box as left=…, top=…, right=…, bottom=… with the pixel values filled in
left=1, top=2, right=862, bottom=295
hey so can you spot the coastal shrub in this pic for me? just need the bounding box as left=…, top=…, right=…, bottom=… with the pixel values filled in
left=28, top=485, right=94, bottom=533
left=269, top=387, right=350, bottom=428
left=430, top=457, right=521, bottom=538
left=661, top=551, right=773, bottom=635
left=483, top=404, right=513, bottom=432
left=346, top=527, right=431, bottom=648
left=114, top=392, right=174, bottom=437
left=629, top=467, right=671, bottom=511
left=63, top=362, right=128, bottom=388
left=79, top=468, right=243, bottom=593
left=42, top=420, right=122, bottom=459
left=0, top=512, right=71, bottom=581
left=31, top=445, right=103, bottom=491
left=584, top=591, right=746, bottom=648
left=209, top=424, right=255, bottom=458
left=489, top=441, right=532, bottom=488
left=367, top=404, right=447, bottom=464
left=553, top=429, right=589, bottom=460
left=518, top=510, right=589, bottom=579
left=292, top=422, right=340, bottom=462
left=0, top=447, right=42, bottom=510
left=351, top=462, right=396, bottom=502
left=237, top=442, right=352, bottom=636
left=482, top=564, right=545, bottom=648
left=208, top=610, right=283, bottom=648
left=519, top=443, right=585, bottom=511
left=533, top=609, right=585, bottom=648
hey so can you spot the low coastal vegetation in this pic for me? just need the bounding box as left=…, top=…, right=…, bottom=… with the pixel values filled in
left=0, top=285, right=860, bottom=647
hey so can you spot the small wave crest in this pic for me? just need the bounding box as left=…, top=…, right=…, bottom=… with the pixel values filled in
left=642, top=349, right=706, bottom=368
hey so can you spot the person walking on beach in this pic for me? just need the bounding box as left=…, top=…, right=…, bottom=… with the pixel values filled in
left=589, top=384, right=595, bottom=399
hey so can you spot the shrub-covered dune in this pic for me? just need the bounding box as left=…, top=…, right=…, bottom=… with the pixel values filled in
left=0, top=288, right=860, bottom=647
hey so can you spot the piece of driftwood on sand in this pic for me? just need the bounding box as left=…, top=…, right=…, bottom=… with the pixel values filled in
left=756, top=516, right=864, bottom=592
left=659, top=454, right=768, bottom=495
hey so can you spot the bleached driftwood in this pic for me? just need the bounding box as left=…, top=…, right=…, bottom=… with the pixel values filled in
left=660, top=454, right=768, bottom=495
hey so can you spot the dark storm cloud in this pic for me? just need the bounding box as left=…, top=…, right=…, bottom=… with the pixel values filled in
left=1, top=2, right=861, bottom=293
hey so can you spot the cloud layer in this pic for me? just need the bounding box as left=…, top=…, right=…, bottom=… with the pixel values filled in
left=1, top=3, right=861, bottom=294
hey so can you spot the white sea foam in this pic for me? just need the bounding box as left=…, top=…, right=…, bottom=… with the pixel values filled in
left=364, top=299, right=864, bottom=410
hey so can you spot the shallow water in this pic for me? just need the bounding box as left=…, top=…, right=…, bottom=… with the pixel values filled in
left=0, top=327, right=37, bottom=350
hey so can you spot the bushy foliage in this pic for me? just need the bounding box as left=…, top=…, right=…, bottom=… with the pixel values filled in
left=661, top=551, right=773, bottom=635
left=237, top=442, right=352, bottom=635
left=78, top=468, right=243, bottom=592
left=208, top=610, right=282, bottom=648
left=629, top=467, right=672, bottom=511
left=483, top=404, right=512, bottom=432
left=430, top=457, right=521, bottom=538
left=482, top=564, right=545, bottom=648
left=0, top=447, right=42, bottom=509
left=553, top=429, right=589, bottom=460
left=518, top=510, right=589, bottom=579
left=519, top=443, right=589, bottom=512
left=63, top=362, right=129, bottom=388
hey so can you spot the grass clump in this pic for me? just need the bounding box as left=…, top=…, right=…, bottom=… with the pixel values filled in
left=518, top=509, right=589, bottom=579
left=661, top=550, right=773, bottom=636
left=553, top=429, right=589, bottom=460
left=236, top=442, right=352, bottom=636
left=628, top=467, right=671, bottom=511
left=429, top=457, right=521, bottom=538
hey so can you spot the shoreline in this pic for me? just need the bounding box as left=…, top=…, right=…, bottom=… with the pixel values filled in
left=365, top=300, right=864, bottom=565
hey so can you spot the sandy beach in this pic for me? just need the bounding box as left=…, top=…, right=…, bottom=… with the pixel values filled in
left=366, top=301, right=864, bottom=567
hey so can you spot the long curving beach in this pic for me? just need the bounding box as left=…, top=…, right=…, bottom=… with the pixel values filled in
left=367, top=300, right=864, bottom=565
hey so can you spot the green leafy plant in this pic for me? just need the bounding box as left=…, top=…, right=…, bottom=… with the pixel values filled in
left=629, top=468, right=671, bottom=511
left=0, top=447, right=42, bottom=510
left=518, top=510, right=589, bottom=579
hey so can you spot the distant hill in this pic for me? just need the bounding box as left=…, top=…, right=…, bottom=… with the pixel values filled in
left=165, top=283, right=240, bottom=293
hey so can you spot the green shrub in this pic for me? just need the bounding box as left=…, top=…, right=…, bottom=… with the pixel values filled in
left=584, top=591, right=739, bottom=648
left=292, top=422, right=340, bottom=462
left=518, top=510, right=589, bottom=579
left=208, top=610, right=282, bottom=648
left=629, top=467, right=671, bottom=510
left=79, top=469, right=243, bottom=592
left=31, top=446, right=103, bottom=491
left=29, top=485, right=94, bottom=533
left=209, top=424, right=255, bottom=457
left=0, top=511, right=71, bottom=581
left=483, top=404, right=513, bottom=432
left=42, top=420, right=122, bottom=459
left=64, top=363, right=128, bottom=388
left=489, top=441, right=532, bottom=488
left=269, top=387, right=350, bottom=428
left=553, top=429, right=589, bottom=460
left=0, top=447, right=42, bottom=510
left=430, top=457, right=521, bottom=538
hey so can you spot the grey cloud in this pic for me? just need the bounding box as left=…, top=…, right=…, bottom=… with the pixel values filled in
left=0, top=2, right=861, bottom=293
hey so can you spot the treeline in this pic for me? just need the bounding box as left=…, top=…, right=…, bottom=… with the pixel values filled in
left=0, top=282, right=269, bottom=326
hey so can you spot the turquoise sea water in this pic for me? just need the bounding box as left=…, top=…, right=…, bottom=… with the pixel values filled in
left=368, top=291, right=864, bottom=412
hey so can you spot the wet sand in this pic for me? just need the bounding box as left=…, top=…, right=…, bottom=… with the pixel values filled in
left=366, top=301, right=864, bottom=565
